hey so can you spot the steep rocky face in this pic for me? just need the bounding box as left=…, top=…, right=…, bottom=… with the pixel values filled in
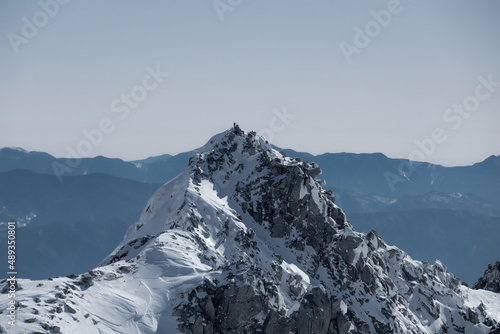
left=474, top=261, right=500, bottom=293
left=2, top=126, right=500, bottom=334
left=118, top=126, right=499, bottom=334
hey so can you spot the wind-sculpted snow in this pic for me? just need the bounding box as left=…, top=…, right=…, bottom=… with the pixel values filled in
left=1, top=126, right=500, bottom=333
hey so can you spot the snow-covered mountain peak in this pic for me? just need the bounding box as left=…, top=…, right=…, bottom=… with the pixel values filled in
left=2, top=126, right=500, bottom=334
left=105, top=125, right=344, bottom=264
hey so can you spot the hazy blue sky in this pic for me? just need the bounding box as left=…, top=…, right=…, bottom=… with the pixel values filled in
left=1, top=0, right=499, bottom=166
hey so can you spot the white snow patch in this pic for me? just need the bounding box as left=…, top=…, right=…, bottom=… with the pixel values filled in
left=299, top=183, right=308, bottom=199
left=463, top=286, right=500, bottom=322
left=339, top=300, right=347, bottom=315
left=287, top=263, right=310, bottom=285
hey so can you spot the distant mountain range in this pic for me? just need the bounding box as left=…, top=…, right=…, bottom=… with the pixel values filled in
left=0, top=146, right=498, bottom=285
left=2, top=147, right=499, bottom=199
left=280, top=149, right=500, bottom=200
left=0, top=147, right=192, bottom=184
left=2, top=128, right=499, bottom=334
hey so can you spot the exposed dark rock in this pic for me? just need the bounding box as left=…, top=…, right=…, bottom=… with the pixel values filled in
left=79, top=273, right=94, bottom=288
left=473, top=261, right=500, bottom=293
left=169, top=128, right=499, bottom=334
left=65, top=303, right=76, bottom=314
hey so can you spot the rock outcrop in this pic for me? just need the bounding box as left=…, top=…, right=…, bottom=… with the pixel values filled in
left=474, top=261, right=500, bottom=293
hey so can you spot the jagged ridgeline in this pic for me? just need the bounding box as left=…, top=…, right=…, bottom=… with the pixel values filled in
left=1, top=126, right=499, bottom=334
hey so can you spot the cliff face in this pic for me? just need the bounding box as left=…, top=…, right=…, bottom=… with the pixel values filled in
left=2, top=126, right=500, bottom=334
left=474, top=261, right=500, bottom=294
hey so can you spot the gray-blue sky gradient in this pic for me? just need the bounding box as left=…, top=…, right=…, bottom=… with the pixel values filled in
left=1, top=0, right=499, bottom=166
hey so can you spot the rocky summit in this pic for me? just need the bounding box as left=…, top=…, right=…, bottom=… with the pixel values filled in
left=1, top=126, right=500, bottom=334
